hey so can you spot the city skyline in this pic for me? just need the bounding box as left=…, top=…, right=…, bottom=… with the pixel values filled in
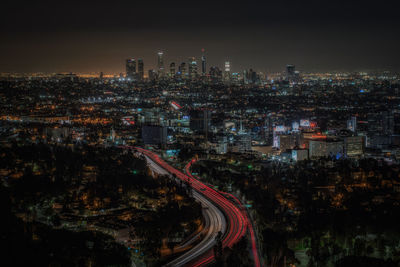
left=1, top=1, right=400, bottom=73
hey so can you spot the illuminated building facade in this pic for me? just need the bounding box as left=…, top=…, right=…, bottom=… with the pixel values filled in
left=169, top=62, right=175, bottom=78
left=126, top=58, right=136, bottom=80
left=224, top=61, right=231, bottom=82
left=201, top=48, right=206, bottom=76
left=344, top=136, right=364, bottom=157
left=286, top=64, right=295, bottom=81
left=137, top=59, right=144, bottom=81
left=347, top=116, right=357, bottom=132
left=157, top=51, right=165, bottom=77
left=309, top=139, right=343, bottom=158
left=188, top=57, right=198, bottom=80
left=179, top=62, right=187, bottom=78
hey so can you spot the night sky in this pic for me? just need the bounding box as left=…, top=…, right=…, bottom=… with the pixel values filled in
left=1, top=0, right=400, bottom=74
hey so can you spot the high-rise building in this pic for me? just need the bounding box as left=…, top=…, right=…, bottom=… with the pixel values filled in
left=179, top=62, right=187, bottom=77
left=286, top=64, right=295, bottom=81
left=157, top=51, right=165, bottom=77
left=126, top=58, right=136, bottom=80
left=278, top=134, right=298, bottom=151
left=224, top=61, right=231, bottom=82
left=137, top=59, right=144, bottom=81
left=235, top=133, right=252, bottom=153
left=344, top=136, right=364, bottom=157
left=201, top=48, right=206, bottom=76
left=347, top=116, right=357, bottom=132
left=244, top=69, right=259, bottom=85
left=188, top=57, right=198, bottom=80
left=148, top=69, right=157, bottom=81
left=209, top=66, right=222, bottom=83
left=169, top=62, right=176, bottom=78
left=224, top=61, right=231, bottom=72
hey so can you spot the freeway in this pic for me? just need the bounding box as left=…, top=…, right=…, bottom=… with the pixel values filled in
left=221, top=192, right=261, bottom=267
left=142, top=153, right=226, bottom=266
left=184, top=159, right=261, bottom=267
left=135, top=147, right=248, bottom=266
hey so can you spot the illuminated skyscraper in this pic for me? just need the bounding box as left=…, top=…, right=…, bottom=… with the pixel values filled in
left=126, top=58, right=136, bottom=80
left=347, top=116, right=357, bottom=132
left=224, top=61, right=231, bottom=82
left=179, top=62, right=186, bottom=77
left=209, top=66, right=222, bottom=83
left=148, top=69, right=157, bottom=81
left=188, top=57, right=198, bottom=80
left=286, top=64, right=295, bottom=81
left=201, top=48, right=206, bottom=76
left=137, top=59, right=144, bottom=81
left=224, top=61, right=230, bottom=72
left=169, top=62, right=175, bottom=77
left=157, top=51, right=165, bottom=77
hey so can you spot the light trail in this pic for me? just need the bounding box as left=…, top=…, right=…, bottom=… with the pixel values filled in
left=186, top=159, right=261, bottom=267
left=134, top=147, right=247, bottom=266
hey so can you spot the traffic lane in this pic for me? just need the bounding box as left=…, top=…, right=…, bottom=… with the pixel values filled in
left=138, top=150, right=226, bottom=267
left=137, top=148, right=247, bottom=266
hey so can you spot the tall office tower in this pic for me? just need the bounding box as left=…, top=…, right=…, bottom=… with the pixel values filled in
left=169, top=62, right=176, bottom=77
left=148, top=69, right=157, bottom=81
left=179, top=62, right=187, bottom=77
left=99, top=72, right=104, bottom=80
left=126, top=58, right=136, bottom=79
left=347, top=116, right=357, bottom=132
left=243, top=70, right=248, bottom=84
left=157, top=51, right=165, bottom=77
left=188, top=57, right=198, bottom=80
left=251, top=70, right=259, bottom=84
left=224, top=61, right=231, bottom=82
left=244, top=69, right=258, bottom=84
left=137, top=59, right=144, bottom=81
left=209, top=66, right=222, bottom=83
left=224, top=61, right=231, bottom=72
left=286, top=64, right=295, bottom=81
left=201, top=48, right=206, bottom=76
left=264, top=117, right=273, bottom=145
left=231, top=72, right=239, bottom=84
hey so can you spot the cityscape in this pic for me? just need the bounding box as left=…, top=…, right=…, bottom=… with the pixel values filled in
left=1, top=1, right=400, bottom=267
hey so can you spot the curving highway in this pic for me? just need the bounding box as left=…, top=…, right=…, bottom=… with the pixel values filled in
left=135, top=148, right=248, bottom=267
left=185, top=158, right=261, bottom=267
left=139, top=151, right=227, bottom=267
left=167, top=191, right=226, bottom=266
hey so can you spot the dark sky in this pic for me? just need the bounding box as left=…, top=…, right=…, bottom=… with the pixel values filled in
left=1, top=0, right=400, bottom=74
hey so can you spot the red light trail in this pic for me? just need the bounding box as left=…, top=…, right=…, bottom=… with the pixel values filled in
left=134, top=147, right=248, bottom=266
left=186, top=159, right=261, bottom=267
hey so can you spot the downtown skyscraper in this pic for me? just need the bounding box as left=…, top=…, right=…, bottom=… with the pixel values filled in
left=157, top=51, right=165, bottom=77
left=169, top=62, right=175, bottom=78
left=201, top=48, right=206, bottom=76
left=188, top=57, right=198, bottom=80
left=137, top=59, right=144, bottom=81
left=126, top=58, right=136, bottom=80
